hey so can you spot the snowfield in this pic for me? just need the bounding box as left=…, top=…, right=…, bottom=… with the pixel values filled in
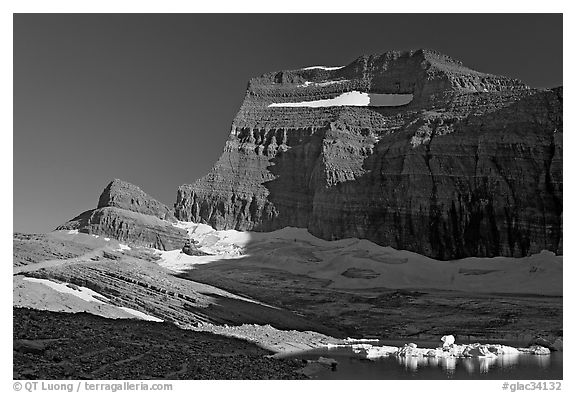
left=21, top=277, right=163, bottom=322
left=157, top=222, right=562, bottom=295
left=157, top=222, right=249, bottom=272
left=23, top=277, right=108, bottom=304
left=269, top=91, right=414, bottom=108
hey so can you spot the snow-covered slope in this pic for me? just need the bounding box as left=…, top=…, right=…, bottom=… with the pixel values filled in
left=157, top=222, right=562, bottom=296
left=14, top=276, right=163, bottom=322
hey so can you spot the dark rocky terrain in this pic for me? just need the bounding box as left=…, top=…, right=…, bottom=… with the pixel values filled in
left=181, top=262, right=562, bottom=341
left=13, top=308, right=306, bottom=380
left=174, top=49, right=562, bottom=260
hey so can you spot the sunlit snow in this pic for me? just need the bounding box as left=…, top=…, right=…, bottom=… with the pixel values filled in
left=269, top=91, right=413, bottom=108
left=301, top=65, right=344, bottom=71
left=297, top=80, right=349, bottom=88
left=23, top=277, right=163, bottom=322
left=157, top=221, right=562, bottom=295
left=23, top=277, right=108, bottom=304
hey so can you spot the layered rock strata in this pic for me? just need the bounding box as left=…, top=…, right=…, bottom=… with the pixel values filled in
left=98, top=179, right=176, bottom=222
left=58, top=180, right=187, bottom=250
left=174, top=49, right=562, bottom=259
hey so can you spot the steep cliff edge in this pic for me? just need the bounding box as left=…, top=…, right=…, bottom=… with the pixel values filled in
left=174, top=49, right=562, bottom=260
left=58, top=180, right=187, bottom=250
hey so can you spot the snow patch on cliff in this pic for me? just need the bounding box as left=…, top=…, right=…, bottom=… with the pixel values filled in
left=301, top=65, right=344, bottom=71
left=297, top=80, right=349, bottom=88
left=268, top=91, right=413, bottom=108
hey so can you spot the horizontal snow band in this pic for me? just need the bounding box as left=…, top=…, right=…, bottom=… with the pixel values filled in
left=268, top=91, right=414, bottom=108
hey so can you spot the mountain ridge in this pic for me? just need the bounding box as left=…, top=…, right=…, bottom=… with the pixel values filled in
left=173, top=49, right=562, bottom=260
left=58, top=49, right=562, bottom=260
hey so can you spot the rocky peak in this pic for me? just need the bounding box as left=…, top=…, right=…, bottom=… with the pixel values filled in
left=246, top=49, right=527, bottom=107
left=98, top=179, right=176, bottom=222
left=174, top=49, right=562, bottom=260
left=58, top=179, right=186, bottom=250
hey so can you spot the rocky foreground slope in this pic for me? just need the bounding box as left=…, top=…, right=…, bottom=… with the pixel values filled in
left=13, top=308, right=306, bottom=379
left=174, top=49, right=562, bottom=260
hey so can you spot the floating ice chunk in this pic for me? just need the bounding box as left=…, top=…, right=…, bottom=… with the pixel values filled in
left=518, top=345, right=551, bottom=355
left=441, top=335, right=455, bottom=347
left=269, top=91, right=413, bottom=108
left=356, top=341, right=529, bottom=361
left=104, top=238, right=110, bottom=241
left=67, top=229, right=79, bottom=235
left=486, top=345, right=519, bottom=355
left=463, top=345, right=498, bottom=358
left=365, top=345, right=399, bottom=359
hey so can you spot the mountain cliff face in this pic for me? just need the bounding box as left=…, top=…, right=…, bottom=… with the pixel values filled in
left=58, top=180, right=187, bottom=250
left=174, top=49, right=562, bottom=260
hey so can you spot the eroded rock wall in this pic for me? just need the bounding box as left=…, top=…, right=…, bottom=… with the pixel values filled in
left=175, top=49, right=561, bottom=259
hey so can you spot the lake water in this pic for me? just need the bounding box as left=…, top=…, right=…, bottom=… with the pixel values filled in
left=288, top=343, right=563, bottom=380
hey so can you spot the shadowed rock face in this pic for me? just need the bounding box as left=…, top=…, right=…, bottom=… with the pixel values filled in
left=58, top=180, right=187, bottom=250
left=174, top=49, right=562, bottom=260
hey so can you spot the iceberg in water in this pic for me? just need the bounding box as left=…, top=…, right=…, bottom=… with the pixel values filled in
left=330, top=335, right=547, bottom=361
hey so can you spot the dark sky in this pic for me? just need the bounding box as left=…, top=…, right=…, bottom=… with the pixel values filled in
left=13, top=14, right=563, bottom=233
